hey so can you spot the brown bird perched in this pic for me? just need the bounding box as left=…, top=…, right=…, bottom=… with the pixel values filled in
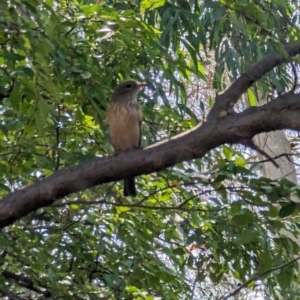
left=106, top=80, right=146, bottom=196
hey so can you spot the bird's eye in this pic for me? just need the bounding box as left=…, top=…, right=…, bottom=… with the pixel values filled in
left=126, top=84, right=131, bottom=89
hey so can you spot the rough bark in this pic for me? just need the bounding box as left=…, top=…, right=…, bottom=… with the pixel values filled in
left=0, top=44, right=300, bottom=228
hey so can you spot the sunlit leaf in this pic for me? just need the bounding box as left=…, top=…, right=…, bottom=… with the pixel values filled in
left=247, top=89, right=257, bottom=107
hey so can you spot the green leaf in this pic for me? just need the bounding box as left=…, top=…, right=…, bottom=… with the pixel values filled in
left=210, top=263, right=224, bottom=283
left=223, top=146, right=233, bottom=160
left=116, top=206, right=131, bottom=213
left=141, top=0, right=165, bottom=12
left=258, top=250, right=273, bottom=272
left=208, top=96, right=214, bottom=108
left=277, top=267, right=293, bottom=291
left=234, top=231, right=257, bottom=244
left=235, top=156, right=247, bottom=167
left=70, top=204, right=79, bottom=210
left=229, top=201, right=242, bottom=214
left=82, top=4, right=99, bottom=16
left=279, top=202, right=297, bottom=218
left=9, top=87, right=22, bottom=107
left=14, top=66, right=35, bottom=78
left=0, top=51, right=26, bottom=61
left=172, top=248, right=185, bottom=255
left=231, top=210, right=255, bottom=227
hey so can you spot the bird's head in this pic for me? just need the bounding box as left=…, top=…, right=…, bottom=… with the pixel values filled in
left=111, top=80, right=146, bottom=103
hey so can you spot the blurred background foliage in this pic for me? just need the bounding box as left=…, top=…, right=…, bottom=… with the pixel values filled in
left=0, top=0, right=300, bottom=299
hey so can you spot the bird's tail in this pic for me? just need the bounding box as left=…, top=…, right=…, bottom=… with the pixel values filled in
left=124, top=177, right=136, bottom=197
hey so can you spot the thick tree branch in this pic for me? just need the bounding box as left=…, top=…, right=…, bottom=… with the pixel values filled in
left=0, top=92, right=300, bottom=228
left=208, top=43, right=300, bottom=119
left=0, top=43, right=300, bottom=228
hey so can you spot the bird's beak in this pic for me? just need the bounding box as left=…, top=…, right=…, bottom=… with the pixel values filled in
left=137, top=82, right=147, bottom=89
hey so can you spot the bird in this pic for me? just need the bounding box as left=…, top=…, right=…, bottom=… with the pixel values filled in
left=106, top=80, right=146, bottom=196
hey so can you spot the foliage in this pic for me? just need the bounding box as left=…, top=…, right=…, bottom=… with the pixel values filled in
left=0, top=0, right=299, bottom=299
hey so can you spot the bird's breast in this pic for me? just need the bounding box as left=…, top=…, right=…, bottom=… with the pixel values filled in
left=107, top=102, right=142, bottom=151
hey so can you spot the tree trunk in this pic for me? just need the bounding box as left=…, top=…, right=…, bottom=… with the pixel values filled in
left=254, top=130, right=297, bottom=184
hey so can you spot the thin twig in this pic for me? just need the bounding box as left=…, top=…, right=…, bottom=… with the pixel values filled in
left=221, top=255, right=300, bottom=300
left=252, top=152, right=299, bottom=164
left=240, top=139, right=279, bottom=168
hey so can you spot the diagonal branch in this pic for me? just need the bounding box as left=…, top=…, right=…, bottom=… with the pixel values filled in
left=208, top=43, right=300, bottom=119
left=0, top=92, right=299, bottom=228
left=0, top=44, right=299, bottom=228
left=2, top=270, right=51, bottom=297
left=221, top=254, right=300, bottom=300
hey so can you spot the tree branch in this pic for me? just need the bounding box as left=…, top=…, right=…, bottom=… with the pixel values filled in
left=208, top=43, right=300, bottom=119
left=221, top=254, right=300, bottom=300
left=2, top=270, right=51, bottom=297
left=0, top=44, right=299, bottom=228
